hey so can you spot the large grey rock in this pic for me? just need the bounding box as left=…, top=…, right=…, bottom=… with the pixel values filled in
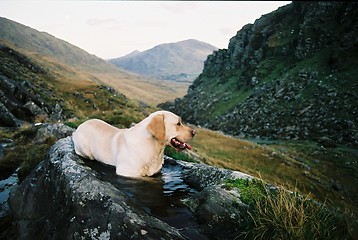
left=183, top=186, right=250, bottom=240
left=24, top=101, right=48, bottom=117
left=9, top=137, right=254, bottom=239
left=172, top=160, right=252, bottom=239
left=9, top=137, right=184, bottom=239
left=34, top=123, right=74, bottom=144
left=176, top=159, right=252, bottom=190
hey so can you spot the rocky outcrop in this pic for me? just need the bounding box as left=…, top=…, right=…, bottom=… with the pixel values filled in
left=33, top=123, right=74, bottom=144
left=0, top=46, right=65, bottom=126
left=9, top=137, right=183, bottom=239
left=160, top=2, right=358, bottom=146
left=0, top=74, right=35, bottom=126
left=9, top=137, right=253, bottom=239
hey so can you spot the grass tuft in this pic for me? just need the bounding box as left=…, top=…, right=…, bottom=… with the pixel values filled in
left=164, top=145, right=196, bottom=163
left=225, top=178, right=267, bottom=207
left=0, top=126, right=57, bottom=181
left=226, top=178, right=357, bottom=239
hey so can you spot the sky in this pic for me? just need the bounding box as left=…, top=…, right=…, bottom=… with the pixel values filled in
left=0, top=1, right=291, bottom=59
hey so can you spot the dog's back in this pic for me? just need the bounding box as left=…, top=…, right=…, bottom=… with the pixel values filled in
left=73, top=119, right=121, bottom=166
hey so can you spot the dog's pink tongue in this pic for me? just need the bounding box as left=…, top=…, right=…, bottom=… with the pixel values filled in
left=185, top=143, right=192, bottom=150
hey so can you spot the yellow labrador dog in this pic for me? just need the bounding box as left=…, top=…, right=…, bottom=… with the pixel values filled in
left=72, top=110, right=195, bottom=177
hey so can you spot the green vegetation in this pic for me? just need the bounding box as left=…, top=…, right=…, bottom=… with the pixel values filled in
left=225, top=178, right=267, bottom=207
left=209, top=85, right=253, bottom=119
left=164, top=146, right=196, bottom=163
left=0, top=126, right=56, bottom=181
left=225, top=178, right=357, bottom=239
left=190, top=127, right=358, bottom=215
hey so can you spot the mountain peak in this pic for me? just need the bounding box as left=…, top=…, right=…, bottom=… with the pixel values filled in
left=109, top=39, right=218, bottom=82
left=121, top=50, right=141, bottom=58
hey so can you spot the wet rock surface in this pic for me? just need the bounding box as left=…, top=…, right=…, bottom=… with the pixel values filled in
left=0, top=172, right=18, bottom=218
left=9, top=137, right=253, bottom=239
left=183, top=186, right=250, bottom=239
left=9, top=137, right=183, bottom=239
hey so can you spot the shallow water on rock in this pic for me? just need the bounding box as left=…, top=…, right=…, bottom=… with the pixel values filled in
left=84, top=159, right=207, bottom=239
left=0, top=172, right=18, bottom=217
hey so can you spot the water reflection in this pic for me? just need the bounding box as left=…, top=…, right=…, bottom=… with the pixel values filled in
left=84, top=160, right=206, bottom=239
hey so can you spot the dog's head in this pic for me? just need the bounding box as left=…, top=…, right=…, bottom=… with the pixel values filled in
left=147, top=111, right=195, bottom=150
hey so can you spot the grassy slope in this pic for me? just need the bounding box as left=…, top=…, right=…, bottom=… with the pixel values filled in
left=189, top=127, right=358, bottom=214
left=225, top=178, right=357, bottom=239
left=24, top=43, right=188, bottom=106
left=0, top=17, right=188, bottom=105
left=94, top=71, right=188, bottom=106
left=0, top=40, right=156, bottom=122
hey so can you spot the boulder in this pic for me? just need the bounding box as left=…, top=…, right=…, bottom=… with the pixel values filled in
left=9, top=137, right=254, bottom=239
left=183, top=186, right=250, bottom=239
left=0, top=76, right=35, bottom=124
left=34, top=123, right=74, bottom=144
left=0, top=101, right=18, bottom=127
left=24, top=101, right=48, bottom=118
left=9, top=137, right=184, bottom=239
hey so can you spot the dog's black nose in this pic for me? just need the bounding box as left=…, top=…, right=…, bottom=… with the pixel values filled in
left=191, top=129, right=196, bottom=137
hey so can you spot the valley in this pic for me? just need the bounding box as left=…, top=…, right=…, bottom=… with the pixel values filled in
left=0, top=17, right=188, bottom=106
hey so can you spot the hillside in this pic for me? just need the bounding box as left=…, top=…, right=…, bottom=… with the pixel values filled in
left=0, top=17, right=187, bottom=105
left=109, top=39, right=218, bottom=82
left=0, top=41, right=155, bottom=128
left=161, top=2, right=358, bottom=146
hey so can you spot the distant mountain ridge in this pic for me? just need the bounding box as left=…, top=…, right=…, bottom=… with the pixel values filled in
left=109, top=39, right=218, bottom=82
left=0, top=17, right=188, bottom=105
left=0, top=17, right=114, bottom=74
left=161, top=2, right=358, bottom=146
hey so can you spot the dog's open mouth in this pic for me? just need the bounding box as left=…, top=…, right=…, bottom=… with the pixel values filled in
left=171, top=138, right=192, bottom=151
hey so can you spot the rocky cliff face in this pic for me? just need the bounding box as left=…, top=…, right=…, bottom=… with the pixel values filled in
left=161, top=2, right=358, bottom=146
left=9, top=137, right=253, bottom=239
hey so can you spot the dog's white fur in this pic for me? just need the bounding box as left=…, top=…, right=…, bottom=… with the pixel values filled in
left=72, top=110, right=195, bottom=177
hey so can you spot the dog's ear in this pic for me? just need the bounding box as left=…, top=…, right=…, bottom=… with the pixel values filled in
left=147, top=113, right=166, bottom=141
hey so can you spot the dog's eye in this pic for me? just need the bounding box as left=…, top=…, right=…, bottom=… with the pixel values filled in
left=177, top=122, right=181, bottom=126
